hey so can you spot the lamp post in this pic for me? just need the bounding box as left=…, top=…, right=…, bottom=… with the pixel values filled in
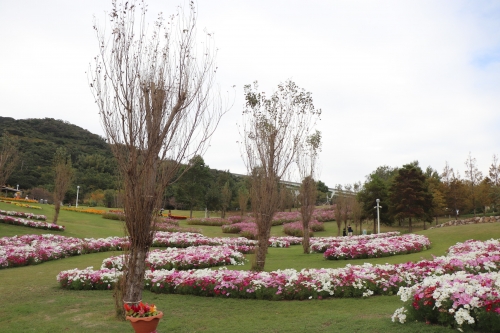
left=375, top=198, right=382, bottom=234
left=76, top=186, right=80, bottom=208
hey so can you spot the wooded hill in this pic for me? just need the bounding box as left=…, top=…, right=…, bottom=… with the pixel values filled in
left=0, top=117, right=330, bottom=211
left=0, top=117, right=117, bottom=195
left=0, top=117, right=245, bottom=211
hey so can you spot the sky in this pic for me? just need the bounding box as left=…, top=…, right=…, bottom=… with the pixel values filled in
left=1, top=0, right=499, bottom=189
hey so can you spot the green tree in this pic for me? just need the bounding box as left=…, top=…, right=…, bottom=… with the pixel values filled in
left=0, top=132, right=19, bottom=187
left=357, top=174, right=392, bottom=233
left=176, top=155, right=211, bottom=218
left=389, top=164, right=433, bottom=232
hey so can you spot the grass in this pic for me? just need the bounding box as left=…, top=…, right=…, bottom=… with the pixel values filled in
left=1, top=201, right=499, bottom=332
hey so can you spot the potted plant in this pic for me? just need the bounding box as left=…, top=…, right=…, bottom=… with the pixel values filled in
left=124, top=302, right=163, bottom=333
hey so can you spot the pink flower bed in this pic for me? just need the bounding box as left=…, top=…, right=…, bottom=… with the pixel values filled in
left=312, top=208, right=336, bottom=222
left=0, top=209, right=47, bottom=220
left=0, top=231, right=298, bottom=269
left=102, top=246, right=245, bottom=271
left=222, top=221, right=258, bottom=239
left=282, top=220, right=324, bottom=237
left=0, top=234, right=125, bottom=268
left=322, top=234, right=430, bottom=260
left=0, top=214, right=63, bottom=231
left=186, top=218, right=232, bottom=226
left=58, top=238, right=500, bottom=301
left=155, top=222, right=201, bottom=234
left=223, top=208, right=336, bottom=228
left=310, top=232, right=401, bottom=253
left=391, top=239, right=500, bottom=330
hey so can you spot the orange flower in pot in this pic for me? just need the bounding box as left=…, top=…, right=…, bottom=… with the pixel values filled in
left=124, top=302, right=163, bottom=333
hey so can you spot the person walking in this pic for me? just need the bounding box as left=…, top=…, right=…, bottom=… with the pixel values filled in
left=347, top=225, right=353, bottom=236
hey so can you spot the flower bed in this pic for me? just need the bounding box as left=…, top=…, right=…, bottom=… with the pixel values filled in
left=58, top=238, right=500, bottom=301
left=102, top=246, right=245, bottom=271
left=186, top=218, right=232, bottom=226
left=222, top=221, right=257, bottom=238
left=1, top=232, right=278, bottom=269
left=0, top=214, right=64, bottom=231
left=151, top=232, right=292, bottom=253
left=282, top=220, right=324, bottom=237
left=9, top=202, right=42, bottom=209
left=310, top=232, right=401, bottom=253
left=217, top=208, right=335, bottom=228
left=322, top=234, right=430, bottom=260
left=0, top=209, right=46, bottom=220
left=393, top=271, right=500, bottom=332
left=60, top=207, right=106, bottom=215
left=312, top=208, right=336, bottom=222
left=227, top=216, right=247, bottom=223
left=57, top=267, right=120, bottom=290
left=0, top=197, right=38, bottom=204
left=154, top=222, right=201, bottom=234
left=0, top=234, right=126, bottom=268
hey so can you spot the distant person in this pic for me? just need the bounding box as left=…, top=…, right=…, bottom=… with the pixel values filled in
left=159, top=208, right=164, bottom=217
left=342, top=228, right=346, bottom=237
left=347, top=225, right=353, bottom=236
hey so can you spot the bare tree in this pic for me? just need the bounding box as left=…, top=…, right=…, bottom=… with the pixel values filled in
left=89, top=1, right=225, bottom=308
left=334, top=184, right=344, bottom=236
left=278, top=184, right=295, bottom=212
left=464, top=152, right=483, bottom=217
left=297, top=130, right=321, bottom=254
left=0, top=133, right=19, bottom=187
left=350, top=182, right=363, bottom=234
left=52, top=147, right=74, bottom=223
left=241, top=80, right=321, bottom=271
left=341, top=184, right=352, bottom=232
left=489, top=154, right=500, bottom=211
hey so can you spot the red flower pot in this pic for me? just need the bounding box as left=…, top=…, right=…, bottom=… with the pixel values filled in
left=126, top=311, right=163, bottom=333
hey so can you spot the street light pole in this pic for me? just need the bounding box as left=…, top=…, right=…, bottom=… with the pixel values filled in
left=375, top=199, right=382, bottom=234
left=76, top=186, right=80, bottom=208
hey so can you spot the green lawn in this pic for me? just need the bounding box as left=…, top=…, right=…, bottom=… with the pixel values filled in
left=1, top=201, right=498, bottom=332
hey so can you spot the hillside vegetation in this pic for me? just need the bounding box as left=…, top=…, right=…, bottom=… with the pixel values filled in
left=0, top=117, right=117, bottom=194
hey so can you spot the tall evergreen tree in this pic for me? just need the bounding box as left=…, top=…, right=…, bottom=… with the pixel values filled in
left=357, top=173, right=392, bottom=233
left=389, top=164, right=433, bottom=232
left=176, top=155, right=211, bottom=218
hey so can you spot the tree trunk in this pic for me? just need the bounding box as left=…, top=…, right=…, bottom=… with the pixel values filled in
left=123, top=246, right=148, bottom=304
left=53, top=202, right=60, bottom=224
left=252, top=217, right=271, bottom=271
left=409, top=217, right=412, bottom=232
left=302, top=226, right=310, bottom=254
